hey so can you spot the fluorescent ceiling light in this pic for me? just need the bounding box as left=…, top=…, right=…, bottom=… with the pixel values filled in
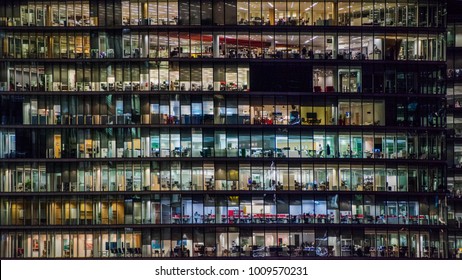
left=304, top=36, right=318, bottom=43
left=304, top=2, right=318, bottom=11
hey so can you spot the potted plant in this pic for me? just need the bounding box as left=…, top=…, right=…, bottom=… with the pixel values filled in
left=240, top=238, right=249, bottom=256
left=24, top=179, right=31, bottom=191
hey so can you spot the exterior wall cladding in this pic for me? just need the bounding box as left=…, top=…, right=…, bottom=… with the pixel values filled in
left=0, top=0, right=460, bottom=259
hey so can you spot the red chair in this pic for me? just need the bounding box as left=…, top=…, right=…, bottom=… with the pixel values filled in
left=325, top=86, right=335, bottom=92
left=313, top=86, right=322, bottom=92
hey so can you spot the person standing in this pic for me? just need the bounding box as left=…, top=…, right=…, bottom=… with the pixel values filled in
left=308, top=49, right=314, bottom=59
left=317, top=143, right=323, bottom=157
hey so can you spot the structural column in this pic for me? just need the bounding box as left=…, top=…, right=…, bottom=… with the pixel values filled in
left=269, top=7, right=275, bottom=25
left=47, top=36, right=53, bottom=58
left=45, top=5, right=52, bottom=26
left=45, top=5, right=53, bottom=58
left=140, top=1, right=149, bottom=57
left=141, top=1, right=148, bottom=23
left=332, top=1, right=338, bottom=25
left=213, top=34, right=220, bottom=58
left=331, top=35, right=338, bottom=59
left=141, top=34, right=149, bottom=58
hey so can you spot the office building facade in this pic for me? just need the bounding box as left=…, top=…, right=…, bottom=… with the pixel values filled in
left=0, top=0, right=459, bottom=258
left=446, top=0, right=462, bottom=260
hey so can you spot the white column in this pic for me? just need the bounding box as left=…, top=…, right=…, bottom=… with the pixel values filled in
left=213, top=34, right=220, bottom=58
left=141, top=34, right=149, bottom=58
left=332, top=35, right=338, bottom=59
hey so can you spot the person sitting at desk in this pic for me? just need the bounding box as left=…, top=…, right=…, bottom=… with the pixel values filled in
left=308, top=49, right=314, bottom=59
left=313, top=180, right=318, bottom=190
left=344, top=144, right=352, bottom=157
left=294, top=180, right=301, bottom=190
left=301, top=46, right=307, bottom=58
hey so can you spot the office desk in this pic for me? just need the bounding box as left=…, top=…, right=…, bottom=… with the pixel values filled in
left=316, top=214, right=327, bottom=223
left=307, top=119, right=321, bottom=125
left=306, top=149, right=317, bottom=157
left=205, top=247, right=215, bottom=257
left=240, top=215, right=251, bottom=223
left=99, top=250, right=108, bottom=257
left=369, top=248, right=377, bottom=257
left=203, top=214, right=216, bottom=223
left=182, top=215, right=190, bottom=223
left=302, top=246, right=316, bottom=256
left=340, top=215, right=352, bottom=224
left=266, top=214, right=277, bottom=223
left=171, top=214, right=190, bottom=223
left=172, top=215, right=181, bottom=224
left=252, top=214, right=266, bottom=223
left=299, top=214, right=316, bottom=223
left=353, top=214, right=364, bottom=224
left=292, top=248, right=302, bottom=257
left=277, top=214, right=290, bottom=223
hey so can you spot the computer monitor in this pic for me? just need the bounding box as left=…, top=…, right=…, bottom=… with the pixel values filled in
left=306, top=112, right=317, bottom=119
left=177, top=240, right=188, bottom=246
left=105, top=242, right=117, bottom=250
left=408, top=102, right=418, bottom=112
left=151, top=240, right=161, bottom=249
